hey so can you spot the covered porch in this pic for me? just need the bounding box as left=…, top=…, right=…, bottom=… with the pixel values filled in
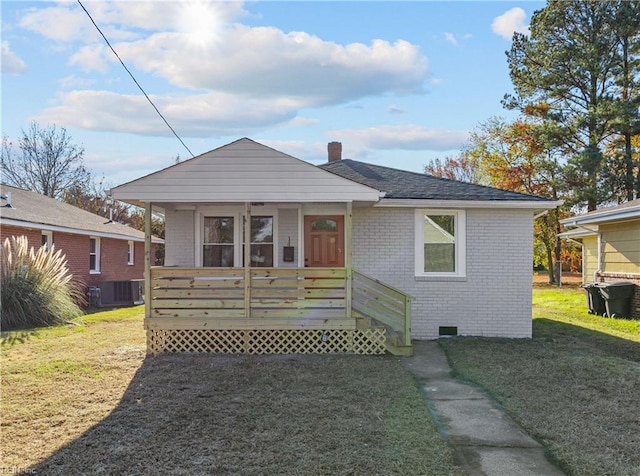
left=110, top=138, right=412, bottom=355
left=145, top=265, right=411, bottom=355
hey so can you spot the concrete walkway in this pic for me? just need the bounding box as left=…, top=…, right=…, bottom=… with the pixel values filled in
left=403, top=341, right=564, bottom=476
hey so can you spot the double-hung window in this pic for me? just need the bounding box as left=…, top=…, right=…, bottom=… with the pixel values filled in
left=415, top=210, right=466, bottom=277
left=127, top=241, right=134, bottom=265
left=90, top=237, right=101, bottom=273
left=41, top=231, right=53, bottom=251
left=248, top=216, right=273, bottom=267
left=203, top=217, right=235, bottom=267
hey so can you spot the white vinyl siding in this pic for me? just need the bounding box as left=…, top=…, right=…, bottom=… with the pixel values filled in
left=111, top=139, right=381, bottom=204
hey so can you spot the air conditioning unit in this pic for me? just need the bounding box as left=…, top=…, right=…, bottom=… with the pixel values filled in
left=97, top=279, right=145, bottom=307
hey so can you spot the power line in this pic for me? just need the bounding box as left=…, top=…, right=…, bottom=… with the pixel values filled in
left=76, top=0, right=195, bottom=158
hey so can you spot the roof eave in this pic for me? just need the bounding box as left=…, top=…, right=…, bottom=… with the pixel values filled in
left=374, top=198, right=563, bottom=209
left=0, top=217, right=162, bottom=243
left=559, top=207, right=640, bottom=226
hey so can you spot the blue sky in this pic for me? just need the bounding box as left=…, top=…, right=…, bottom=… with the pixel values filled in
left=1, top=1, right=544, bottom=188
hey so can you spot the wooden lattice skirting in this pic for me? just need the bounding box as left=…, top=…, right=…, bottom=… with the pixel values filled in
left=147, top=328, right=387, bottom=355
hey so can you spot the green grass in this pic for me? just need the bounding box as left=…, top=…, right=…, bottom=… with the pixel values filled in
left=533, top=286, right=640, bottom=341
left=1, top=306, right=458, bottom=475
left=440, top=284, right=640, bottom=476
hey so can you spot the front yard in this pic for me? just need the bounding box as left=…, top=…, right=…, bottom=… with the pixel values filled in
left=440, top=285, right=640, bottom=476
left=1, top=307, right=456, bottom=475
left=2, top=285, right=638, bottom=475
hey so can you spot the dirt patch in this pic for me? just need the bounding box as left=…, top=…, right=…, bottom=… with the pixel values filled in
left=533, top=271, right=582, bottom=286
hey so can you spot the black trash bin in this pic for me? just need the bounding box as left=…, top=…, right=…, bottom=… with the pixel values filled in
left=597, top=282, right=636, bottom=317
left=582, top=283, right=606, bottom=315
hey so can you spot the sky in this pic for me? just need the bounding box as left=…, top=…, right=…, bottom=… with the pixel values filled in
left=1, top=0, right=545, bottom=189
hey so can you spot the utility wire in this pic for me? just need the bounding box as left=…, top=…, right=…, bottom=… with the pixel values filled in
left=76, top=0, right=195, bottom=158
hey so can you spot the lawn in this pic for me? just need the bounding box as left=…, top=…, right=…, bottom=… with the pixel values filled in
left=1, top=307, right=458, bottom=475
left=440, top=284, right=640, bottom=476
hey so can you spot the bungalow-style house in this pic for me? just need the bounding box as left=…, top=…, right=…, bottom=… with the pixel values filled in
left=0, top=184, right=162, bottom=307
left=560, top=200, right=640, bottom=318
left=110, top=138, right=560, bottom=355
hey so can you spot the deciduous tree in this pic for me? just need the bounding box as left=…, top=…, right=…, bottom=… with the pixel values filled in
left=1, top=123, right=91, bottom=200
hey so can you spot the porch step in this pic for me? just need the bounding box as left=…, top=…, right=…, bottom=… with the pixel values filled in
left=384, top=339, right=413, bottom=356
left=355, top=310, right=412, bottom=356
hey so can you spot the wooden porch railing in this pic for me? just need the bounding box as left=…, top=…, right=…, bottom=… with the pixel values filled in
left=148, top=266, right=411, bottom=355
left=351, top=269, right=412, bottom=349
left=150, top=267, right=347, bottom=319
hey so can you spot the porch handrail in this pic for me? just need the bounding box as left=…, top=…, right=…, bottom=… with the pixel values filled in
left=149, top=267, right=348, bottom=319
left=351, top=269, right=412, bottom=347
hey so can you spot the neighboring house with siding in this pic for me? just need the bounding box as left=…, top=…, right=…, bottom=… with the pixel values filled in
left=110, top=138, right=560, bottom=355
left=0, top=184, right=161, bottom=306
left=560, top=200, right=640, bottom=318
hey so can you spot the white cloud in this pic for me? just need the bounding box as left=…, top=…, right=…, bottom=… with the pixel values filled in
left=388, top=105, right=405, bottom=115
left=18, top=1, right=247, bottom=43
left=18, top=5, right=97, bottom=43
left=444, top=32, right=458, bottom=47
left=331, top=125, right=469, bottom=151
left=59, top=75, right=96, bottom=89
left=258, top=140, right=328, bottom=163
left=19, top=2, right=429, bottom=137
left=110, top=27, right=427, bottom=105
left=1, top=41, right=27, bottom=74
left=492, top=7, right=530, bottom=40
left=32, top=90, right=307, bottom=137
left=69, top=44, right=110, bottom=73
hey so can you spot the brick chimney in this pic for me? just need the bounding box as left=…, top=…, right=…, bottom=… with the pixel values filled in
left=327, top=141, right=342, bottom=162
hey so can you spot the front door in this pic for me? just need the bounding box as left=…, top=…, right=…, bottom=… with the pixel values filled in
left=304, top=215, right=345, bottom=267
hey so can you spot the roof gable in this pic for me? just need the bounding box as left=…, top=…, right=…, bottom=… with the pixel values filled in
left=111, top=138, right=381, bottom=204
left=0, top=184, right=147, bottom=241
left=319, top=159, right=553, bottom=202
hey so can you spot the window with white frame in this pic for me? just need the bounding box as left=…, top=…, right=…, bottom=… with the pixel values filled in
left=41, top=231, right=53, bottom=251
left=90, top=237, right=101, bottom=273
left=415, top=210, right=466, bottom=277
left=127, top=241, right=134, bottom=265
left=203, top=217, right=235, bottom=267
left=247, top=216, right=273, bottom=267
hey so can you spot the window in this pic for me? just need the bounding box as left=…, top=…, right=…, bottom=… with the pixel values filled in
left=248, top=216, right=273, bottom=267
left=203, top=217, right=235, bottom=267
left=41, top=231, right=53, bottom=251
left=415, top=210, right=465, bottom=277
left=90, top=237, right=101, bottom=273
left=127, top=241, right=134, bottom=265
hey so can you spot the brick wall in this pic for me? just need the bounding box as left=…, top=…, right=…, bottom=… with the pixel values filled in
left=1, top=225, right=147, bottom=298
left=0, top=225, right=42, bottom=248
left=597, top=273, right=640, bottom=318
left=352, top=207, right=534, bottom=339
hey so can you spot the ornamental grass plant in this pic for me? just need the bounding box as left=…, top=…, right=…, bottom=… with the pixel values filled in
left=1, top=236, right=83, bottom=330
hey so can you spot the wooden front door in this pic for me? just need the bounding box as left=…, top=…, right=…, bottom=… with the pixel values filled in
left=304, top=216, right=345, bottom=267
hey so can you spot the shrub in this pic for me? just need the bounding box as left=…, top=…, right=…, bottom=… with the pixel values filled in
left=1, top=236, right=84, bottom=330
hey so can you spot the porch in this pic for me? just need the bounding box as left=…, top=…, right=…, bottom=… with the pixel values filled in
left=145, top=266, right=412, bottom=355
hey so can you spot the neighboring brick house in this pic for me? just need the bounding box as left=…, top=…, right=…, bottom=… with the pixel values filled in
left=560, top=200, right=640, bottom=318
left=110, top=138, right=560, bottom=356
left=0, top=184, right=162, bottom=306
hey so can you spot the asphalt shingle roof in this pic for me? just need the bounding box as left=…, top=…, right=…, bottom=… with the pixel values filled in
left=0, top=184, right=146, bottom=240
left=319, top=159, right=552, bottom=202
